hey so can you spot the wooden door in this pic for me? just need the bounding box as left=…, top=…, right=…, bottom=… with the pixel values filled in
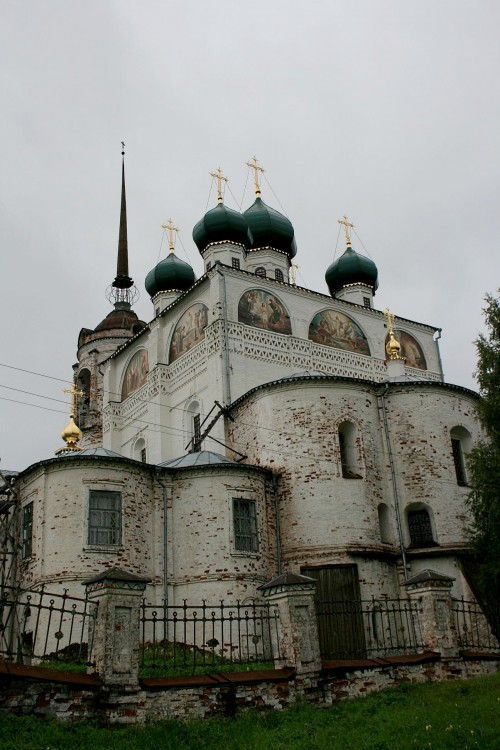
left=301, top=564, right=367, bottom=660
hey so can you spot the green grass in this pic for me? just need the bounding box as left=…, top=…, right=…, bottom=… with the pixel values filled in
left=0, top=672, right=499, bottom=749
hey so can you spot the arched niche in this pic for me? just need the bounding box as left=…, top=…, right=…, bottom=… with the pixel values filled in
left=309, top=309, right=370, bottom=355
left=238, top=289, right=292, bottom=334
left=169, top=303, right=208, bottom=363
left=385, top=330, right=426, bottom=370
left=377, top=503, right=392, bottom=544
left=121, top=349, right=149, bottom=401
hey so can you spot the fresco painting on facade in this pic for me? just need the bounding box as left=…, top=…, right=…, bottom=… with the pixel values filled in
left=238, top=290, right=292, bottom=334
left=386, top=330, right=427, bottom=370
left=121, top=349, right=149, bottom=400
left=309, top=310, right=370, bottom=355
left=169, top=303, right=209, bottom=363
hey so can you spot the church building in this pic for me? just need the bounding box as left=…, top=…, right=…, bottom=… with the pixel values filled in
left=1, top=156, right=481, bottom=613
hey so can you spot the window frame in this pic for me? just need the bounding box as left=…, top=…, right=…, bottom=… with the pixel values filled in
left=275, top=268, right=284, bottom=282
left=407, top=508, right=436, bottom=548
left=88, top=490, right=122, bottom=547
left=451, top=437, right=467, bottom=486
left=232, top=498, right=258, bottom=553
left=255, top=267, right=266, bottom=278
left=231, top=257, right=241, bottom=270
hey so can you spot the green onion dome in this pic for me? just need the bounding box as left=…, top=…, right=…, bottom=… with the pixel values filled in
left=192, top=203, right=253, bottom=253
left=325, top=246, right=379, bottom=296
left=145, top=253, right=195, bottom=298
left=243, top=197, right=297, bottom=258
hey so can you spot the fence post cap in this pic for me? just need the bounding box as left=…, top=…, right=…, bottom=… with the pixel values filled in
left=83, top=567, right=151, bottom=591
left=258, top=572, right=317, bottom=595
left=404, top=569, right=455, bottom=589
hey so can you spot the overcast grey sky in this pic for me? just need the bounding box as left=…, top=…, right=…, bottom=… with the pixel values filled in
left=1, top=0, right=499, bottom=471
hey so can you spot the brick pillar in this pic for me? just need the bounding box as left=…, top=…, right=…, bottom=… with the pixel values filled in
left=405, top=569, right=459, bottom=657
left=84, top=567, right=150, bottom=687
left=259, top=572, right=321, bottom=677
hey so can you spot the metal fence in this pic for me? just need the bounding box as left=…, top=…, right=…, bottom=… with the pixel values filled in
left=0, top=584, right=98, bottom=666
left=140, top=599, right=280, bottom=674
left=452, top=598, right=500, bottom=653
left=315, top=597, right=426, bottom=660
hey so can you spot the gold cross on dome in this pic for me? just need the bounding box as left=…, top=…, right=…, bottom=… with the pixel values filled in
left=162, top=218, right=180, bottom=253
left=210, top=167, right=229, bottom=204
left=291, top=262, right=300, bottom=286
left=384, top=307, right=395, bottom=334
left=246, top=156, right=265, bottom=198
left=338, top=214, right=355, bottom=246
left=63, top=383, right=84, bottom=418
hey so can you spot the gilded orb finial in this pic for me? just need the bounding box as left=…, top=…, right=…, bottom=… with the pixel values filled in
left=55, top=384, right=84, bottom=454
left=210, top=167, right=229, bottom=204
left=246, top=156, right=265, bottom=198
left=338, top=214, right=355, bottom=247
left=384, top=307, right=405, bottom=361
left=162, top=219, right=180, bottom=254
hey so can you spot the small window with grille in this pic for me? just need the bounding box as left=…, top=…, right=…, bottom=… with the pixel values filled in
left=88, top=491, right=122, bottom=546
left=233, top=498, right=258, bottom=552
left=275, top=268, right=284, bottom=282
left=206, top=261, right=212, bottom=272
left=255, top=267, right=266, bottom=278
left=22, top=502, right=33, bottom=559
left=141, top=447, right=147, bottom=463
left=363, top=297, right=371, bottom=309
left=408, top=509, right=435, bottom=548
left=232, top=257, right=240, bottom=270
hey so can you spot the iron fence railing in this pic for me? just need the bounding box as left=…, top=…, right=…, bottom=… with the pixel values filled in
left=315, top=597, right=426, bottom=660
left=140, top=599, right=280, bottom=675
left=452, top=598, right=500, bottom=653
left=0, top=584, right=98, bottom=666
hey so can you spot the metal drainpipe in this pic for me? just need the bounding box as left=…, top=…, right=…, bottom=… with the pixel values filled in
left=379, top=384, right=409, bottom=580
left=271, top=472, right=282, bottom=575
left=434, top=328, right=444, bottom=383
left=216, top=266, right=232, bottom=405
left=155, top=470, right=171, bottom=606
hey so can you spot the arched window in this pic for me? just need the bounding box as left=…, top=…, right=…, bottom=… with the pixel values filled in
left=134, top=437, right=147, bottom=463
left=76, top=368, right=91, bottom=422
left=186, top=400, right=202, bottom=452
left=407, top=507, right=436, bottom=548
left=450, top=426, right=471, bottom=486
left=255, top=267, right=266, bottom=277
left=338, top=421, right=362, bottom=478
left=275, top=268, right=284, bottom=282
left=377, top=503, right=392, bottom=544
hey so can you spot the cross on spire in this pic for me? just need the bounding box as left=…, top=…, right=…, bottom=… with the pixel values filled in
left=338, top=214, right=355, bottom=247
left=384, top=307, right=395, bottom=334
left=291, top=262, right=300, bottom=286
left=63, top=383, right=84, bottom=419
left=246, top=156, right=265, bottom=198
left=210, top=167, right=229, bottom=204
left=162, top=218, right=180, bottom=253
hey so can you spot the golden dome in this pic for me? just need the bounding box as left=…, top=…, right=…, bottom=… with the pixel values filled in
left=386, top=331, right=403, bottom=360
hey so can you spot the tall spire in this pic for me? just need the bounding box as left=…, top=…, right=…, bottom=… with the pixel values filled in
left=107, top=144, right=139, bottom=308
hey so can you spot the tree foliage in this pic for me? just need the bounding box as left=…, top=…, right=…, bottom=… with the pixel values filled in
left=466, top=290, right=500, bottom=604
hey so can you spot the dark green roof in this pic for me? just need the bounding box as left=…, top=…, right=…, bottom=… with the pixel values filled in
left=193, top=203, right=253, bottom=253
left=145, top=253, right=195, bottom=298
left=325, top=246, right=379, bottom=295
left=244, top=197, right=297, bottom=258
